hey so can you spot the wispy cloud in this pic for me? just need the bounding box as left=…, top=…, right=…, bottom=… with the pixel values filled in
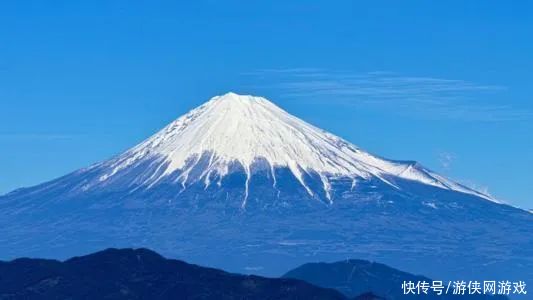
left=245, top=68, right=531, bottom=121
left=438, top=152, right=455, bottom=170
left=458, top=179, right=494, bottom=199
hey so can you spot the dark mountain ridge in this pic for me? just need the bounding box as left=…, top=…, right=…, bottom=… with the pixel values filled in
left=0, top=248, right=346, bottom=300
left=284, top=259, right=510, bottom=300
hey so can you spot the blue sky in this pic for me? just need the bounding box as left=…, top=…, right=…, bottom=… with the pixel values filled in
left=1, top=1, right=532, bottom=208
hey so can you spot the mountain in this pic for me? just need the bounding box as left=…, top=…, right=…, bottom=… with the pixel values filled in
left=0, top=248, right=346, bottom=300
left=284, top=260, right=508, bottom=299
left=0, top=92, right=531, bottom=281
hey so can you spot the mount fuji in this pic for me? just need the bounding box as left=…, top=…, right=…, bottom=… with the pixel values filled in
left=1, top=93, right=531, bottom=281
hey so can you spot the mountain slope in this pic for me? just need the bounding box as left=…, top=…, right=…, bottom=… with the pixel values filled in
left=0, top=248, right=346, bottom=300
left=0, top=93, right=531, bottom=282
left=284, top=260, right=508, bottom=299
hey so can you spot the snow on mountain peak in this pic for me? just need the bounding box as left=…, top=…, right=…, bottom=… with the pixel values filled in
left=98, top=92, right=493, bottom=204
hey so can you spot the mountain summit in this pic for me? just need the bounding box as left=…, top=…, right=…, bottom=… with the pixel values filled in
left=90, top=92, right=489, bottom=206
left=0, top=93, right=531, bottom=282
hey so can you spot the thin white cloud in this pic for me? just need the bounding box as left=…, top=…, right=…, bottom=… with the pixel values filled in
left=438, top=152, right=455, bottom=170
left=458, top=179, right=494, bottom=200
left=245, top=68, right=531, bottom=121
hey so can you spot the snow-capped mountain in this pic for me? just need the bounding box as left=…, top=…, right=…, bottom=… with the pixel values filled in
left=84, top=92, right=489, bottom=204
left=0, top=93, right=531, bottom=283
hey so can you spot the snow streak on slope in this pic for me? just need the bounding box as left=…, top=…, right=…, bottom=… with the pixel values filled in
left=97, top=92, right=493, bottom=203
